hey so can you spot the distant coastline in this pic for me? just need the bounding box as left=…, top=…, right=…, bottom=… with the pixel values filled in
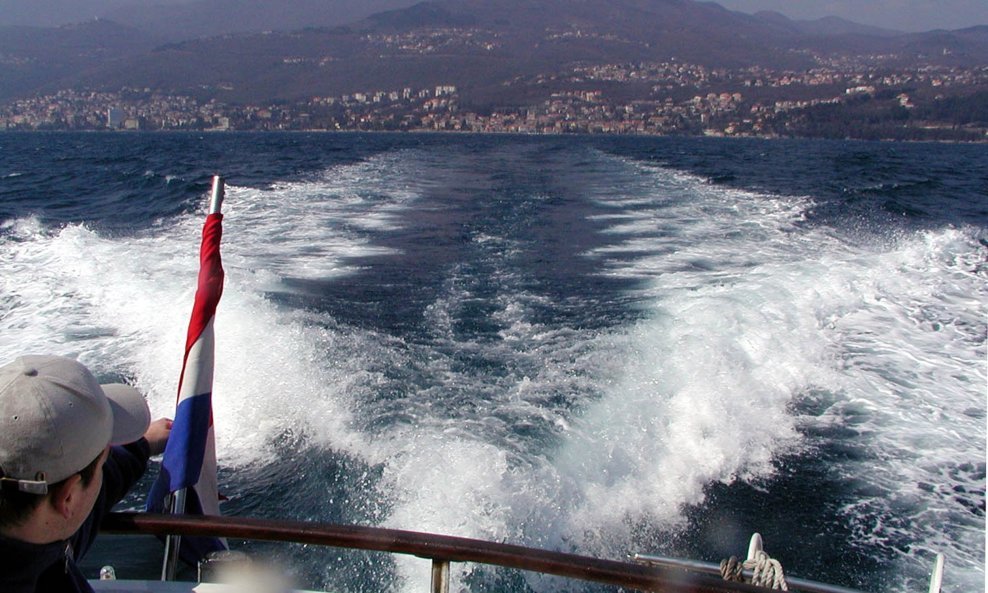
left=3, top=128, right=985, bottom=145
left=2, top=83, right=985, bottom=143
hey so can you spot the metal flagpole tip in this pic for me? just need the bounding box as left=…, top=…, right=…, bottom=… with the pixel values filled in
left=209, top=175, right=225, bottom=215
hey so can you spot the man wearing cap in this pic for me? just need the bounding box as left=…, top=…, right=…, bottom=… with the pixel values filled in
left=0, top=355, right=172, bottom=593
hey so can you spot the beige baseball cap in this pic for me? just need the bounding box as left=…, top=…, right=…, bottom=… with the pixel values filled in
left=0, top=355, right=151, bottom=495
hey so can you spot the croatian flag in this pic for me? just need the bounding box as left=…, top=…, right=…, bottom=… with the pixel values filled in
left=148, top=177, right=227, bottom=564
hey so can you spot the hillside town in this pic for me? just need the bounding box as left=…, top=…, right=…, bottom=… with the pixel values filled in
left=1, top=57, right=986, bottom=141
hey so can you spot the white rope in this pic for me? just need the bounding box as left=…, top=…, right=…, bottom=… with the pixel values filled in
left=744, top=550, right=789, bottom=590
left=719, top=550, right=789, bottom=590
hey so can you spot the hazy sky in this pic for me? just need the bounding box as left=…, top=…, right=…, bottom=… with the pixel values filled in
left=0, top=0, right=985, bottom=32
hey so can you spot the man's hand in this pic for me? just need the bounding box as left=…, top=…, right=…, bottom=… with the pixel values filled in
left=144, top=418, right=173, bottom=456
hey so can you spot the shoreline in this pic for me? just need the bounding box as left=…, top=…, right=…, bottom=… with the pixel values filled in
left=1, top=127, right=985, bottom=144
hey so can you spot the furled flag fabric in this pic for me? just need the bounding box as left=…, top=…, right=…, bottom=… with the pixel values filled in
left=147, top=209, right=227, bottom=563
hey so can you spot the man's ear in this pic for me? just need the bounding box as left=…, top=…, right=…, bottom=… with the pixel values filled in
left=48, top=474, right=82, bottom=519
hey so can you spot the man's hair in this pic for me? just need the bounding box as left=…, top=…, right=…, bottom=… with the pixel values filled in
left=0, top=452, right=104, bottom=530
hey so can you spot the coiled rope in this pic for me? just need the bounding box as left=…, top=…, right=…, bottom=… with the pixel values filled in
left=720, top=550, right=789, bottom=590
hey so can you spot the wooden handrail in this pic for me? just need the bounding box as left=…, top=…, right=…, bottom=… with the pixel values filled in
left=103, top=512, right=767, bottom=593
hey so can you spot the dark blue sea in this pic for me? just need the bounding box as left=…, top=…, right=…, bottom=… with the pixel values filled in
left=0, top=132, right=985, bottom=593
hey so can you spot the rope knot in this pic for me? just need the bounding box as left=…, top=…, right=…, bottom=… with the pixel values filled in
left=719, top=549, right=789, bottom=590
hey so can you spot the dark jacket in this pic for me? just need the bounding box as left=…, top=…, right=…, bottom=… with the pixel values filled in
left=0, top=439, right=151, bottom=593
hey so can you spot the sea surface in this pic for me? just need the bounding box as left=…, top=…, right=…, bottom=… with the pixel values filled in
left=0, top=132, right=984, bottom=593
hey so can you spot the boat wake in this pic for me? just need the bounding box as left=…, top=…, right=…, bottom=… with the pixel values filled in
left=0, top=145, right=983, bottom=593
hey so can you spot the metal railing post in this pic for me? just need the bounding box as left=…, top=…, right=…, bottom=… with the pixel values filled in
left=430, top=559, right=450, bottom=593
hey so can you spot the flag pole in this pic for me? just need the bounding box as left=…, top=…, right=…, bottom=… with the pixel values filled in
left=209, top=175, right=225, bottom=215
left=161, top=175, right=225, bottom=581
left=161, top=490, right=186, bottom=580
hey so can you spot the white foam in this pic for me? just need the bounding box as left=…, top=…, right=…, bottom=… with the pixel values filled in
left=809, top=227, right=987, bottom=589
left=568, top=155, right=986, bottom=591
left=220, top=153, right=421, bottom=287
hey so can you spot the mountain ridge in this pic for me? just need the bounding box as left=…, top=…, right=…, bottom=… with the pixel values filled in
left=0, top=0, right=985, bottom=106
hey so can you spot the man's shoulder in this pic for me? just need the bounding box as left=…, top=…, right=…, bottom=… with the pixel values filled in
left=0, top=533, right=90, bottom=593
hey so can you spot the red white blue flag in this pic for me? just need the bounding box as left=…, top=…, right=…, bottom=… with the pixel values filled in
left=148, top=200, right=227, bottom=563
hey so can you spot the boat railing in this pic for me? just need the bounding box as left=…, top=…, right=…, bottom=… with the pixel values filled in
left=101, top=512, right=773, bottom=593
left=102, top=513, right=944, bottom=593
